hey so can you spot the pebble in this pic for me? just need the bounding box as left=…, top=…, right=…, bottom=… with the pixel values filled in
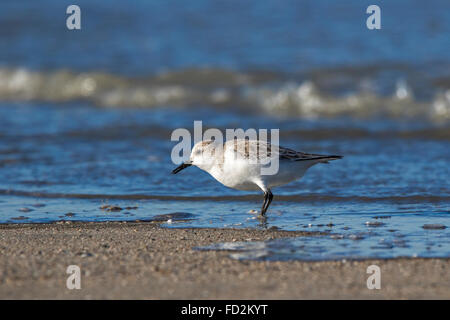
left=11, top=216, right=29, bottom=220
left=100, top=204, right=123, bottom=211
left=80, top=252, right=93, bottom=258
left=365, top=221, right=384, bottom=227
left=422, top=224, right=446, bottom=230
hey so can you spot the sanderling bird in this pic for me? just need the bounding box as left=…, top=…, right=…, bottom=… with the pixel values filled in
left=172, top=139, right=342, bottom=216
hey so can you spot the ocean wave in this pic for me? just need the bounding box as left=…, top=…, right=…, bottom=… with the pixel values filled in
left=0, top=67, right=449, bottom=122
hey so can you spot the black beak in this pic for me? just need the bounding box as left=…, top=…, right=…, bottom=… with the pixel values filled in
left=172, top=162, right=192, bottom=174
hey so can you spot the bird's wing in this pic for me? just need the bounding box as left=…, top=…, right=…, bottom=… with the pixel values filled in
left=225, top=139, right=342, bottom=162
left=279, top=146, right=343, bottom=162
left=224, top=139, right=273, bottom=161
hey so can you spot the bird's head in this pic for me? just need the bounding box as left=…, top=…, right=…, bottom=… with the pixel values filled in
left=172, top=140, right=220, bottom=174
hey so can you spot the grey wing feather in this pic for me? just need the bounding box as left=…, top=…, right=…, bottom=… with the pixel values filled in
left=279, top=146, right=342, bottom=162
left=225, top=139, right=342, bottom=162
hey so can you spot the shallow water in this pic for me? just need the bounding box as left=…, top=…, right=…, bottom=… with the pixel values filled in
left=0, top=0, right=449, bottom=260
left=0, top=102, right=448, bottom=260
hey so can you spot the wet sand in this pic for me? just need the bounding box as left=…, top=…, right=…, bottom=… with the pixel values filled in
left=0, top=221, right=448, bottom=299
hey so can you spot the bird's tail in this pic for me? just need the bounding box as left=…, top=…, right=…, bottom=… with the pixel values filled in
left=314, top=155, right=343, bottom=164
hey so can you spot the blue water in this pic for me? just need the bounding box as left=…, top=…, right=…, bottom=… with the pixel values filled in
left=1, top=0, right=450, bottom=74
left=0, top=0, right=449, bottom=261
left=0, top=102, right=448, bottom=260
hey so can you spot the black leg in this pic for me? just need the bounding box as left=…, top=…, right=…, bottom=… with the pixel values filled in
left=265, top=189, right=273, bottom=214
left=261, top=191, right=269, bottom=216
left=261, top=189, right=274, bottom=216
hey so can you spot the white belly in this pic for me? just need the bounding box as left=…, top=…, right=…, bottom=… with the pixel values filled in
left=262, top=160, right=315, bottom=188
left=207, top=159, right=318, bottom=191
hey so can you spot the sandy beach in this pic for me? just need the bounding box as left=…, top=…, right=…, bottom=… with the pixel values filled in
left=0, top=221, right=448, bottom=299
left=1, top=0, right=449, bottom=304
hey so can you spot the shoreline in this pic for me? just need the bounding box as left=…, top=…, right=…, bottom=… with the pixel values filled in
left=0, top=221, right=448, bottom=299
